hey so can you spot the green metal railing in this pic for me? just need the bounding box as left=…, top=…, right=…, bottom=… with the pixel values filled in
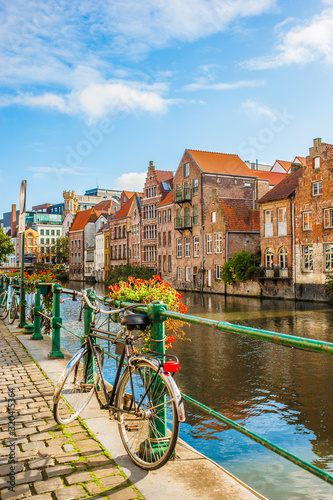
left=1, top=275, right=333, bottom=487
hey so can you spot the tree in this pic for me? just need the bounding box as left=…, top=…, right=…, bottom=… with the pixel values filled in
left=221, top=250, right=260, bottom=285
left=0, top=227, right=15, bottom=264
left=54, top=236, right=69, bottom=263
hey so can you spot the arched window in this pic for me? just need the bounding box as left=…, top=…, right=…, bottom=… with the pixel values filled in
left=265, top=248, right=274, bottom=268
left=278, top=247, right=288, bottom=269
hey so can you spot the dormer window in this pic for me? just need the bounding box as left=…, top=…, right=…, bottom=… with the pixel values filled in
left=314, top=157, right=320, bottom=169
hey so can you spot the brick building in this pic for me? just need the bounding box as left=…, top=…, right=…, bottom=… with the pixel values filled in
left=258, top=168, right=304, bottom=279
left=171, top=149, right=263, bottom=292
left=128, top=194, right=142, bottom=268
left=156, top=191, right=174, bottom=280
left=141, top=162, right=173, bottom=271
left=294, top=138, right=333, bottom=298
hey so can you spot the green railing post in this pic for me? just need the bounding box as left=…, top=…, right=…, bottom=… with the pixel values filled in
left=147, top=300, right=168, bottom=457
left=0, top=275, right=4, bottom=292
left=83, top=289, right=96, bottom=379
left=49, top=283, right=64, bottom=358
left=31, top=283, right=43, bottom=340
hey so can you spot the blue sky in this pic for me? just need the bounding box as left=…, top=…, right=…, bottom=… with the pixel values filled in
left=1, top=0, right=333, bottom=216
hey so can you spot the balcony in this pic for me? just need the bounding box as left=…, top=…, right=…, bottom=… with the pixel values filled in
left=174, top=188, right=192, bottom=204
left=174, top=216, right=192, bottom=232
left=259, top=267, right=292, bottom=281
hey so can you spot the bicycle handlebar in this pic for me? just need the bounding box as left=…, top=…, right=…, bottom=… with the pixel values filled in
left=80, top=290, right=145, bottom=316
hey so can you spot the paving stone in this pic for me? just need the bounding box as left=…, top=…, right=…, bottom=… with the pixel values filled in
left=25, top=419, right=45, bottom=428
left=86, top=455, right=114, bottom=467
left=73, top=461, right=86, bottom=471
left=16, top=427, right=36, bottom=436
left=38, top=445, right=63, bottom=456
left=99, top=475, right=129, bottom=489
left=65, top=470, right=93, bottom=485
left=54, top=485, right=86, bottom=500
left=37, top=423, right=58, bottom=432
left=16, top=451, right=39, bottom=461
left=63, top=444, right=75, bottom=452
left=12, top=469, right=43, bottom=485
left=45, top=464, right=73, bottom=478
left=25, top=495, right=53, bottom=500
left=66, top=425, right=84, bottom=434
left=93, top=464, right=119, bottom=478
left=34, top=477, right=64, bottom=494
left=4, top=437, right=27, bottom=445
left=80, top=447, right=103, bottom=456
left=1, top=483, right=31, bottom=500
left=30, top=432, right=52, bottom=441
left=21, top=441, right=46, bottom=451
left=55, top=453, right=80, bottom=464
left=71, top=432, right=90, bottom=441
left=0, top=462, right=25, bottom=475
left=46, top=437, right=69, bottom=446
left=73, top=438, right=98, bottom=449
left=29, top=457, right=54, bottom=469
left=104, top=487, right=138, bottom=500
left=85, top=482, right=103, bottom=495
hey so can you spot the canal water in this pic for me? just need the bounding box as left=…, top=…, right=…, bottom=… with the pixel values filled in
left=60, top=282, right=333, bottom=500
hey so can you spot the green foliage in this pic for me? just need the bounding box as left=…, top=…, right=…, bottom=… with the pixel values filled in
left=54, top=237, right=69, bottom=263
left=221, top=250, right=260, bottom=285
left=325, top=274, right=333, bottom=303
left=105, top=265, right=154, bottom=286
left=0, top=227, right=15, bottom=264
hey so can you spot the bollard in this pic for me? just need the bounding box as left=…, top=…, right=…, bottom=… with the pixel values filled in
left=147, top=300, right=168, bottom=457
left=49, top=283, right=64, bottom=358
left=31, top=283, right=43, bottom=340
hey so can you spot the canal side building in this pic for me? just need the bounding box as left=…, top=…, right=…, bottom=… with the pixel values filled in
left=171, top=149, right=263, bottom=293
left=294, top=138, right=333, bottom=300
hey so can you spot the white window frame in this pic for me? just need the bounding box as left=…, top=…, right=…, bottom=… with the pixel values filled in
left=264, top=210, right=273, bottom=237
left=265, top=248, right=274, bottom=268
left=215, top=264, right=221, bottom=280
left=277, top=207, right=287, bottom=236
left=278, top=247, right=288, bottom=269
left=214, top=233, right=222, bottom=254
left=185, top=266, right=191, bottom=282
left=325, top=244, right=333, bottom=271
left=314, top=157, right=320, bottom=169
left=184, top=162, right=189, bottom=178
left=177, top=238, right=182, bottom=258
left=312, top=181, right=323, bottom=196
left=185, top=237, right=190, bottom=257
left=207, top=269, right=212, bottom=287
left=324, top=208, right=333, bottom=229
left=206, top=234, right=212, bottom=254
left=193, top=236, right=200, bottom=257
left=211, top=212, right=216, bottom=223
left=177, top=267, right=182, bottom=281
left=302, top=211, right=312, bottom=231
left=302, top=245, right=313, bottom=272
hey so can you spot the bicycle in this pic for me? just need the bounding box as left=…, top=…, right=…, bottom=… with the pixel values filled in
left=0, top=276, right=20, bottom=324
left=53, top=290, right=186, bottom=470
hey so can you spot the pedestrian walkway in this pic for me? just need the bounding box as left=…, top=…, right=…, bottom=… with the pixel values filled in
left=0, top=319, right=266, bottom=500
left=0, top=321, right=142, bottom=500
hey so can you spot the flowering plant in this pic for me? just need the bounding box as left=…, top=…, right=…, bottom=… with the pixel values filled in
left=108, top=275, right=188, bottom=349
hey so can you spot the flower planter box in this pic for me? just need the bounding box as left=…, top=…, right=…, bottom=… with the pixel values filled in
left=265, top=269, right=274, bottom=278
left=279, top=268, right=289, bottom=278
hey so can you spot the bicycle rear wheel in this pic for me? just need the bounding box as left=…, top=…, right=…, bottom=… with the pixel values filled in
left=53, top=348, right=100, bottom=425
left=8, top=294, right=19, bottom=324
left=116, top=360, right=179, bottom=470
left=0, top=292, right=8, bottom=320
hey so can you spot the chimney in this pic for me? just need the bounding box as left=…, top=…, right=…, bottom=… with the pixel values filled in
left=11, top=204, right=17, bottom=236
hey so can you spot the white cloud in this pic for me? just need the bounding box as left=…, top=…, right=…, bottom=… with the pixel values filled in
left=0, top=81, right=172, bottom=122
left=30, top=166, right=88, bottom=180
left=113, top=172, right=146, bottom=192
left=244, top=7, right=333, bottom=69
left=184, top=79, right=265, bottom=91
left=241, top=99, right=278, bottom=119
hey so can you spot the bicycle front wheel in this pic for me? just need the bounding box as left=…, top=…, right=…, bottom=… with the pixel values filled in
left=53, top=348, right=100, bottom=425
left=8, top=294, right=19, bottom=324
left=0, top=292, right=8, bottom=320
left=116, top=360, right=179, bottom=470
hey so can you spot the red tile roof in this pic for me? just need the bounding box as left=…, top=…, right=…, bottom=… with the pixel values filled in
left=293, top=156, right=307, bottom=166
left=70, top=209, right=93, bottom=232
left=274, top=160, right=292, bottom=173
left=158, top=190, right=173, bottom=207
left=188, top=149, right=255, bottom=177
left=97, top=223, right=107, bottom=234
left=156, top=170, right=173, bottom=182
left=112, top=195, right=134, bottom=220
left=252, top=170, right=287, bottom=185
left=258, top=168, right=304, bottom=203
left=220, top=199, right=259, bottom=232
left=93, top=199, right=115, bottom=213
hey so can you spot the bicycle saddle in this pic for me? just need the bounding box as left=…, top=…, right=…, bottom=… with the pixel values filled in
left=121, top=312, right=150, bottom=331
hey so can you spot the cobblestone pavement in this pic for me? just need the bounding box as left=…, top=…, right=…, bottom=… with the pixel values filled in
left=0, top=320, right=143, bottom=500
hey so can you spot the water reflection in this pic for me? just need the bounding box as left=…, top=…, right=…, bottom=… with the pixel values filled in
left=61, top=283, right=333, bottom=499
